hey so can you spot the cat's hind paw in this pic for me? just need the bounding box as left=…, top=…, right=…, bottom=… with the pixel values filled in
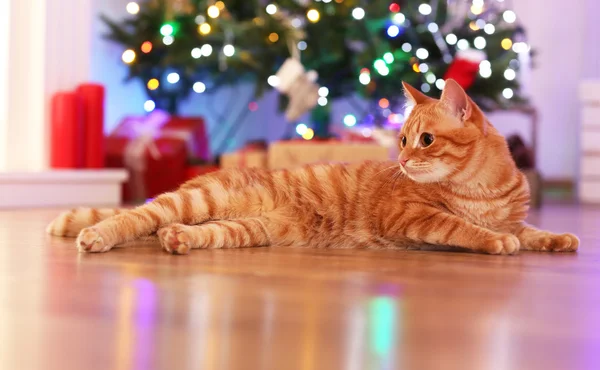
left=484, top=234, right=520, bottom=255
left=157, top=224, right=192, bottom=255
left=76, top=228, right=110, bottom=253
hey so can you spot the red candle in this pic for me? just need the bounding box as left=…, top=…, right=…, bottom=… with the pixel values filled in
left=50, top=92, right=82, bottom=168
left=77, top=83, right=105, bottom=168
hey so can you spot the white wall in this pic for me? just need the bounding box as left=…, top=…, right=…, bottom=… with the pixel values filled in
left=0, top=0, right=94, bottom=171
left=0, top=0, right=10, bottom=170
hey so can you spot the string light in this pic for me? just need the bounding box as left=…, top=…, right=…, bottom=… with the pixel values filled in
left=167, top=72, right=180, bottom=84
left=484, top=24, right=495, bottom=34
left=501, top=38, right=513, bottom=50
left=479, top=60, right=492, bottom=78
left=267, top=75, right=279, bottom=87
left=503, top=88, right=514, bottom=99
left=141, top=41, right=153, bottom=53
left=343, top=114, right=357, bottom=127
left=195, top=15, right=206, bottom=24
left=512, top=42, right=529, bottom=53
left=421, top=83, right=431, bottom=93
left=359, top=73, right=370, bottom=85
left=379, top=98, right=390, bottom=109
left=393, top=13, right=406, bottom=24
left=160, top=24, right=174, bottom=37
left=362, top=128, right=373, bottom=137
left=471, top=5, right=483, bottom=15
left=387, top=25, right=400, bottom=37
left=291, top=17, right=303, bottom=28
left=457, top=39, right=469, bottom=50
left=352, top=7, right=365, bottom=20
left=215, top=1, right=225, bottom=10
left=474, top=36, right=486, bottom=49
left=126, top=2, right=140, bottom=15
left=383, top=52, right=394, bottom=64
left=446, top=34, right=457, bottom=45
left=476, top=19, right=486, bottom=29
left=469, top=21, right=479, bottom=31
left=425, top=73, right=436, bottom=84
left=199, top=23, right=211, bottom=35
left=298, top=41, right=307, bottom=50
left=318, top=97, right=328, bottom=106
left=401, top=43, right=412, bottom=52
left=266, top=4, right=277, bottom=15
left=144, top=100, right=155, bottom=112
left=296, top=123, right=308, bottom=136
left=374, top=59, right=386, bottom=70
left=504, top=69, right=516, bottom=80
left=268, top=33, right=279, bottom=42
left=416, top=48, right=429, bottom=59
left=418, top=4, right=432, bottom=15
left=307, top=9, right=320, bottom=23
left=207, top=5, right=220, bottom=18
left=419, top=63, right=429, bottom=73
left=318, top=87, right=329, bottom=97
left=223, top=44, right=235, bottom=57
left=412, top=63, right=420, bottom=73
left=122, top=49, right=136, bottom=64
left=473, top=0, right=484, bottom=6
left=503, top=10, right=517, bottom=23
left=163, top=36, right=174, bottom=45
left=435, top=79, right=446, bottom=90
left=147, top=79, right=159, bottom=90
left=201, top=44, right=213, bottom=56
left=378, top=66, right=390, bottom=76
left=193, top=82, right=206, bottom=93
left=248, top=102, right=258, bottom=112
left=302, top=128, right=315, bottom=140
left=191, top=47, right=202, bottom=59
left=428, top=23, right=439, bottom=33
left=389, top=3, right=401, bottom=13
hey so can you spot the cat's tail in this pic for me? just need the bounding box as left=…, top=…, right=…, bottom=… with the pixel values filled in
left=46, top=208, right=123, bottom=237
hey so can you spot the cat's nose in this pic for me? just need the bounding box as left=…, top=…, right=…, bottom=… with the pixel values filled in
left=400, top=158, right=409, bottom=167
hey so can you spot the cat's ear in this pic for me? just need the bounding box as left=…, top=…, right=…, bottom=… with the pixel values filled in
left=439, top=79, right=472, bottom=122
left=402, top=81, right=431, bottom=106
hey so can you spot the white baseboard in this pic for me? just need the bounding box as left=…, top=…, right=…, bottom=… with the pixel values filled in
left=0, top=170, right=128, bottom=209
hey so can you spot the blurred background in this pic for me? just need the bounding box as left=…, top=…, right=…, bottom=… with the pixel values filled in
left=0, top=0, right=599, bottom=208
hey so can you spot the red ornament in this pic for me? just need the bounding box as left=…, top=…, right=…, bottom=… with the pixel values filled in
left=443, top=49, right=486, bottom=90
left=389, top=3, right=401, bottom=13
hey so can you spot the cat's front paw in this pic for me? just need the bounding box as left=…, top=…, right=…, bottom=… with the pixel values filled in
left=157, top=224, right=192, bottom=255
left=76, top=228, right=110, bottom=253
left=527, top=233, right=579, bottom=252
left=483, top=234, right=520, bottom=255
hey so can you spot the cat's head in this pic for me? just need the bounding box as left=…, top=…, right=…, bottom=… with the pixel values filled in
left=398, top=79, right=501, bottom=183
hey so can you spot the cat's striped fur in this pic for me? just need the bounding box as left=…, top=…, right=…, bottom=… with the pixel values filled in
left=46, top=80, right=579, bottom=255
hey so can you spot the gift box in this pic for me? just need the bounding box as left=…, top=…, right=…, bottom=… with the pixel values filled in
left=106, top=111, right=194, bottom=203
left=268, top=140, right=390, bottom=170
left=185, top=164, right=220, bottom=181
left=220, top=140, right=269, bottom=169
left=110, top=111, right=210, bottom=161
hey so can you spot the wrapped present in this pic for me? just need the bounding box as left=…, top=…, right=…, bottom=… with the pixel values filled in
left=110, top=110, right=210, bottom=161
left=268, top=140, right=390, bottom=170
left=106, top=112, right=189, bottom=203
left=220, top=140, right=269, bottom=169
left=185, top=164, right=220, bottom=181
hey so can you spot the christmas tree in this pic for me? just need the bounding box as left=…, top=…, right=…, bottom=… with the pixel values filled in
left=103, top=0, right=531, bottom=138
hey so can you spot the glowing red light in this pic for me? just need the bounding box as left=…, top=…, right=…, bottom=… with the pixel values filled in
left=360, top=68, right=370, bottom=74
left=248, top=102, right=259, bottom=111
left=389, top=3, right=400, bottom=13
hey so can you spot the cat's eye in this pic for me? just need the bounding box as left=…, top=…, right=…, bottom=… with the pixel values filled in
left=400, top=135, right=407, bottom=148
left=420, top=133, right=435, bottom=147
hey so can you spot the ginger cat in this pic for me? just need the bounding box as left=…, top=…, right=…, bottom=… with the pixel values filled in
left=47, top=79, right=579, bottom=255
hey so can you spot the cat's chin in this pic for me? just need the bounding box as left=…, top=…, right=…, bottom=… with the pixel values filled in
left=403, top=168, right=449, bottom=183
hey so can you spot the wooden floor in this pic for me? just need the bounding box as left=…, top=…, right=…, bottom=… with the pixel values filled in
left=1, top=205, right=600, bottom=370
